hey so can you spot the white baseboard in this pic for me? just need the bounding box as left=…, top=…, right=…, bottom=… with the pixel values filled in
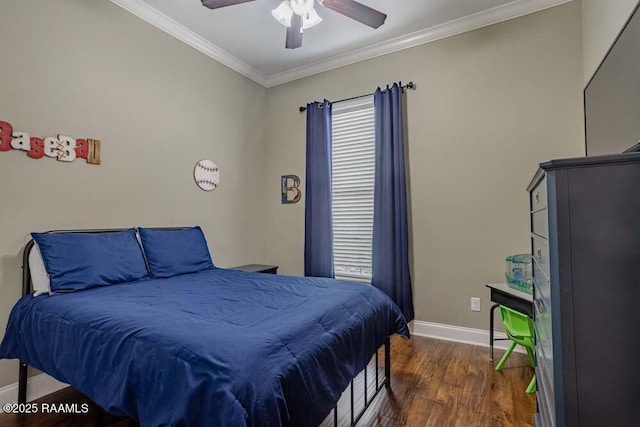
left=0, top=373, right=68, bottom=411
left=410, top=320, right=525, bottom=353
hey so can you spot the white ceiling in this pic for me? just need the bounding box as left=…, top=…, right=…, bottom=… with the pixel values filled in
left=112, top=0, right=574, bottom=86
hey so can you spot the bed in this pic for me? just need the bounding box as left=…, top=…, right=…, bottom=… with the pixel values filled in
left=0, top=228, right=409, bottom=427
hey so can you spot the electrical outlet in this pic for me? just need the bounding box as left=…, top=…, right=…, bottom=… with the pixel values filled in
left=471, top=297, right=481, bottom=312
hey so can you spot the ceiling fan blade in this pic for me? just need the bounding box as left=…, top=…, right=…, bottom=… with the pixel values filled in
left=320, top=0, right=387, bottom=29
left=201, top=0, right=256, bottom=10
left=286, top=14, right=303, bottom=49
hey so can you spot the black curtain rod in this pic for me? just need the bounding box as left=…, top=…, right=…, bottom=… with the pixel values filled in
left=299, top=82, right=416, bottom=113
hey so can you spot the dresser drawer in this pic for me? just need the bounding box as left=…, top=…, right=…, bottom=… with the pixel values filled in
left=533, top=258, right=550, bottom=305
left=536, top=387, right=549, bottom=427
left=536, top=366, right=555, bottom=427
left=534, top=315, right=553, bottom=366
left=534, top=286, right=552, bottom=345
left=536, top=348, right=554, bottom=397
left=532, top=235, right=550, bottom=277
left=535, top=320, right=554, bottom=379
left=531, top=209, right=549, bottom=239
left=530, top=176, right=547, bottom=211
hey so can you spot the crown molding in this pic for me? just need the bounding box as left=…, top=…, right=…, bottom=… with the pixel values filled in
left=265, top=0, right=574, bottom=87
left=109, top=0, right=269, bottom=87
left=110, top=0, right=574, bottom=89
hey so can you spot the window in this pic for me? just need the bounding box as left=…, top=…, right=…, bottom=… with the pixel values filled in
left=331, top=96, right=375, bottom=282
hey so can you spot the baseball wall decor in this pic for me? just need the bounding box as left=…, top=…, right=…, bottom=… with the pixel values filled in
left=194, top=160, right=220, bottom=191
left=281, top=175, right=301, bottom=204
left=0, top=120, right=101, bottom=165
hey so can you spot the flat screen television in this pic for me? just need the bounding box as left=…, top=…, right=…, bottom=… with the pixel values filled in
left=585, top=2, right=640, bottom=156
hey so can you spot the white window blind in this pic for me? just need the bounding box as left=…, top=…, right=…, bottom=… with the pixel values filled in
left=331, top=96, right=375, bottom=281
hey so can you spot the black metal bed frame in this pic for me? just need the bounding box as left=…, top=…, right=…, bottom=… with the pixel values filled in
left=333, top=338, right=391, bottom=427
left=17, top=228, right=393, bottom=427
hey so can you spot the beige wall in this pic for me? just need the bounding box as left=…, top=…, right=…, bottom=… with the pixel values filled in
left=264, top=2, right=584, bottom=330
left=582, top=0, right=639, bottom=85
left=0, top=0, right=267, bottom=387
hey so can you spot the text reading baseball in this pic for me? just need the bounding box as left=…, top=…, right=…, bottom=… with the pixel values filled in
left=0, top=120, right=101, bottom=165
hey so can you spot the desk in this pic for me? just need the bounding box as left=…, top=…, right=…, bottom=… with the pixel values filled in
left=486, top=283, right=533, bottom=362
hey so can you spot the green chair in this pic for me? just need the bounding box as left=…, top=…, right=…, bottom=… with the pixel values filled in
left=495, top=305, right=536, bottom=394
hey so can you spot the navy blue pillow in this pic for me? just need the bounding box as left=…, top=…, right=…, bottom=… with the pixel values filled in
left=32, top=230, right=149, bottom=292
left=138, top=227, right=214, bottom=278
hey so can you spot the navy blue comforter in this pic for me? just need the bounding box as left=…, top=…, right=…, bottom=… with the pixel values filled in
left=0, top=269, right=408, bottom=426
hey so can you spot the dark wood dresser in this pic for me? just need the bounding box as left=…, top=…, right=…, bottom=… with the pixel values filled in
left=528, top=152, right=640, bottom=426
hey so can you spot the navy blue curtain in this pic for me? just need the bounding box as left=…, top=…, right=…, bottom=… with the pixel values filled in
left=372, top=84, right=414, bottom=322
left=304, top=100, right=334, bottom=278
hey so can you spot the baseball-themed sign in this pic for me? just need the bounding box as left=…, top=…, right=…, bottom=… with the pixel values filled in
left=281, top=175, right=301, bottom=204
left=194, top=160, right=220, bottom=191
left=0, top=120, right=101, bottom=165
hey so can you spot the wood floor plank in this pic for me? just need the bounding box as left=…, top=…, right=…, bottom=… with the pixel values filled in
left=0, top=336, right=536, bottom=427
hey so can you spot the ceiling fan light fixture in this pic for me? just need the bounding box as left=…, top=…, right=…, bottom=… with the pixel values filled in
left=272, top=1, right=294, bottom=27
left=302, top=8, right=322, bottom=29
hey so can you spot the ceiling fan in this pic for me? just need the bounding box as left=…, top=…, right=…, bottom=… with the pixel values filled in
left=201, top=0, right=387, bottom=49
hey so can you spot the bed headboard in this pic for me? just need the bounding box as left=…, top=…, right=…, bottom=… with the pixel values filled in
left=22, top=227, right=190, bottom=297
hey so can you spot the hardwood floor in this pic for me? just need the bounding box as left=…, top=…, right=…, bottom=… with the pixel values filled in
left=0, top=336, right=535, bottom=427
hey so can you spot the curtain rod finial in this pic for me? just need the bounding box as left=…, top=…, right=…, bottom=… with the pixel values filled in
left=299, top=106, right=307, bottom=113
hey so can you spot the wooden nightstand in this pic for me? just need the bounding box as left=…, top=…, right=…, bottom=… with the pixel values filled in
left=230, top=264, right=278, bottom=274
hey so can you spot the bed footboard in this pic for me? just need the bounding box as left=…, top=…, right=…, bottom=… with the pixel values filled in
left=17, top=341, right=393, bottom=426
left=332, top=337, right=392, bottom=427
left=17, top=361, right=27, bottom=404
